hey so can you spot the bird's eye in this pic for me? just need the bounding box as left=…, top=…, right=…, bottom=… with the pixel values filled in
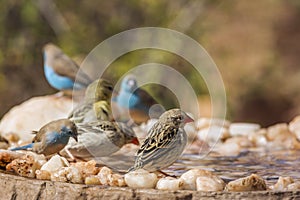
left=107, top=86, right=113, bottom=91
left=68, top=130, right=73, bottom=135
left=128, top=80, right=135, bottom=86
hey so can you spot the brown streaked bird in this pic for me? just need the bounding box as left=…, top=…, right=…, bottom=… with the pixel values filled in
left=68, top=79, right=114, bottom=123
left=129, top=109, right=193, bottom=172
left=63, top=121, right=139, bottom=160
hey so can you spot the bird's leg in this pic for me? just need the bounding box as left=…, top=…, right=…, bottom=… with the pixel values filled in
left=60, top=148, right=76, bottom=162
left=61, top=148, right=89, bottom=162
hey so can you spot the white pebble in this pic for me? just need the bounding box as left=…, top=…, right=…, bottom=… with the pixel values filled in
left=229, top=123, right=260, bottom=136
left=289, top=116, right=300, bottom=140
left=196, top=174, right=225, bottom=191
left=216, top=142, right=241, bottom=156
left=51, top=166, right=82, bottom=183
left=196, top=118, right=230, bottom=130
left=98, top=166, right=113, bottom=185
left=197, top=126, right=229, bottom=142
left=41, top=155, right=69, bottom=172
left=108, top=173, right=126, bottom=187
left=156, top=177, right=183, bottom=190
left=287, top=182, right=300, bottom=191
left=180, top=169, right=221, bottom=190
left=248, top=129, right=268, bottom=147
left=269, top=177, right=294, bottom=191
left=267, top=123, right=291, bottom=141
left=125, top=169, right=158, bottom=189
left=97, top=166, right=126, bottom=187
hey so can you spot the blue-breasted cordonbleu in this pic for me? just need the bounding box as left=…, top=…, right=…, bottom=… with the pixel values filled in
left=113, top=74, right=164, bottom=124
left=10, top=119, right=78, bottom=156
left=43, top=43, right=93, bottom=91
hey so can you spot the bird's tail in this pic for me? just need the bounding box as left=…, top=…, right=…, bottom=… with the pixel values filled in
left=10, top=143, right=33, bottom=151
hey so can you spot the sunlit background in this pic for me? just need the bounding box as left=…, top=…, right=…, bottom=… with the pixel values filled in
left=0, top=0, right=300, bottom=126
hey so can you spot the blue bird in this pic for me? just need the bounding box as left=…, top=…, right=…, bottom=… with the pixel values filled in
left=43, top=43, right=93, bottom=91
left=10, top=119, right=78, bottom=156
left=113, top=75, right=165, bottom=124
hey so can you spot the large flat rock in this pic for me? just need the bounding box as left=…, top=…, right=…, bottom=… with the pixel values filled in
left=0, top=172, right=299, bottom=200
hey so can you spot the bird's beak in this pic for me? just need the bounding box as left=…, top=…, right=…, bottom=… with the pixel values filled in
left=184, top=114, right=194, bottom=123
left=73, top=135, right=78, bottom=142
left=131, top=137, right=139, bottom=145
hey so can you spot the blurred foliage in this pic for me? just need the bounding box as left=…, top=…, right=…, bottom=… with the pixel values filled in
left=0, top=0, right=300, bottom=126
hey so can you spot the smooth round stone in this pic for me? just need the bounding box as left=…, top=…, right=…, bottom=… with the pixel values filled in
left=197, top=125, right=229, bottom=142
left=125, top=169, right=158, bottom=189
left=289, top=115, right=300, bottom=140
left=196, top=118, right=230, bottom=130
left=229, top=123, right=261, bottom=136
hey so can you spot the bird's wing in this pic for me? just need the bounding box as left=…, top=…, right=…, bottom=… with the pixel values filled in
left=93, top=121, right=118, bottom=132
left=135, top=89, right=158, bottom=107
left=50, top=53, right=92, bottom=86
left=32, top=120, right=62, bottom=143
left=68, top=102, right=93, bottom=123
left=137, top=123, right=178, bottom=159
left=76, top=121, right=117, bottom=135
left=32, top=130, right=42, bottom=143
left=44, top=43, right=92, bottom=86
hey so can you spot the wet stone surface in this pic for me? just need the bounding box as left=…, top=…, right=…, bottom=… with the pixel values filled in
left=168, top=148, right=300, bottom=186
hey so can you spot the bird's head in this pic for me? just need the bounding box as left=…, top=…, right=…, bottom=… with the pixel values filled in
left=59, top=120, right=78, bottom=142
left=121, top=75, right=138, bottom=92
left=42, top=43, right=62, bottom=60
left=85, top=79, right=114, bottom=101
left=159, top=108, right=194, bottom=127
left=116, top=122, right=140, bottom=146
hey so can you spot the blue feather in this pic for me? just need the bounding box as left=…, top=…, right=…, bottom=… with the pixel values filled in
left=43, top=46, right=88, bottom=90
left=10, top=143, right=34, bottom=151
left=113, top=75, right=164, bottom=123
left=44, top=64, right=76, bottom=90
left=45, top=131, right=71, bottom=145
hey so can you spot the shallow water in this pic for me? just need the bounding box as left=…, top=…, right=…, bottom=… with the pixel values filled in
left=167, top=147, right=300, bottom=185
left=2, top=143, right=300, bottom=186
left=92, top=144, right=300, bottom=186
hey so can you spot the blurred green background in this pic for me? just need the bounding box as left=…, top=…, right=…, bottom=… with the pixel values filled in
left=0, top=0, right=300, bottom=126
